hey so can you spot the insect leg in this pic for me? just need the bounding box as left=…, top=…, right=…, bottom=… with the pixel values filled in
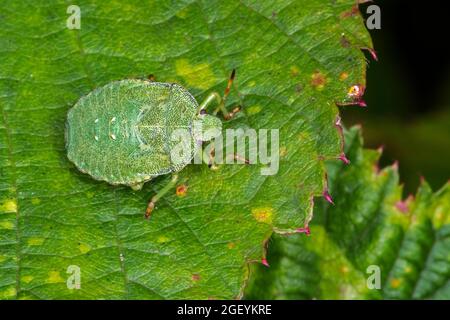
left=145, top=174, right=179, bottom=219
left=131, top=183, right=144, bottom=191
left=203, top=147, right=250, bottom=169
left=230, top=154, right=250, bottom=164
left=197, top=92, right=222, bottom=114
left=222, top=69, right=235, bottom=102
left=224, top=105, right=242, bottom=119
left=197, top=69, right=239, bottom=120
left=202, top=145, right=219, bottom=170
left=213, top=69, right=237, bottom=119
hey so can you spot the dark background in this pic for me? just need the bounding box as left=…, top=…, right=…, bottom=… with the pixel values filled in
left=345, top=0, right=450, bottom=194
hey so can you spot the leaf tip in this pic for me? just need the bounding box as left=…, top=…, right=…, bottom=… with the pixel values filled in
left=295, top=226, right=311, bottom=236
left=361, top=47, right=378, bottom=61
left=323, top=190, right=335, bottom=205
left=395, top=200, right=409, bottom=213
left=338, top=153, right=350, bottom=165
left=392, top=160, right=399, bottom=171
left=358, top=100, right=367, bottom=108
left=377, top=144, right=384, bottom=154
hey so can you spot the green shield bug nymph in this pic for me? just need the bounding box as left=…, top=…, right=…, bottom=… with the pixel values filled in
left=66, top=70, right=240, bottom=218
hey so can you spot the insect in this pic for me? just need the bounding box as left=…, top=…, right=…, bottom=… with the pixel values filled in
left=66, top=70, right=239, bottom=218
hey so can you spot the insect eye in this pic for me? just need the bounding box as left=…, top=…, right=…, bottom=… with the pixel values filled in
left=199, top=109, right=207, bottom=115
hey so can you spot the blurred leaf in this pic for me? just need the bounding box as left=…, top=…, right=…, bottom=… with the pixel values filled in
left=346, top=110, right=450, bottom=194
left=245, top=127, right=450, bottom=299
left=0, top=1, right=371, bottom=299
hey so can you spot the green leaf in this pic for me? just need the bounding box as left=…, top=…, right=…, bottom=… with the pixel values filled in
left=0, top=1, right=371, bottom=299
left=352, top=110, right=450, bottom=194
left=245, top=127, right=450, bottom=299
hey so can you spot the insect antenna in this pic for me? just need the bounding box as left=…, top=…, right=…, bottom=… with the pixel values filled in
left=198, top=69, right=239, bottom=120
left=223, top=68, right=236, bottom=102
left=213, top=69, right=238, bottom=119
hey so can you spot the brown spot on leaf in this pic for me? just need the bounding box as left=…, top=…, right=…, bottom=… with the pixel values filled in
left=227, top=242, right=236, bottom=249
left=340, top=35, right=351, bottom=48
left=311, top=71, right=327, bottom=90
left=341, top=5, right=359, bottom=19
left=192, top=274, right=200, bottom=282
left=339, top=72, right=349, bottom=81
left=176, top=184, right=188, bottom=197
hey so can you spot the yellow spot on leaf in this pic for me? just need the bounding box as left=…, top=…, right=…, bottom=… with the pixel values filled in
left=86, top=192, right=95, bottom=199
left=297, top=132, right=310, bottom=141
left=340, top=265, right=350, bottom=274
left=31, top=198, right=41, bottom=205
left=0, top=221, right=14, bottom=230
left=47, top=271, right=64, bottom=283
left=175, top=7, right=189, bottom=19
left=21, top=275, right=34, bottom=283
left=290, top=66, right=300, bottom=77
left=246, top=105, right=262, bottom=115
left=0, top=286, right=16, bottom=299
left=79, top=243, right=91, bottom=254
left=0, top=199, right=17, bottom=213
left=390, top=278, right=401, bottom=288
left=432, top=205, right=449, bottom=229
left=28, top=237, right=45, bottom=246
left=0, top=255, right=6, bottom=263
left=339, top=72, right=349, bottom=81
left=279, top=146, right=287, bottom=157
left=227, top=242, right=235, bottom=249
left=252, top=207, right=273, bottom=224
left=157, top=236, right=170, bottom=244
left=175, top=59, right=216, bottom=90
